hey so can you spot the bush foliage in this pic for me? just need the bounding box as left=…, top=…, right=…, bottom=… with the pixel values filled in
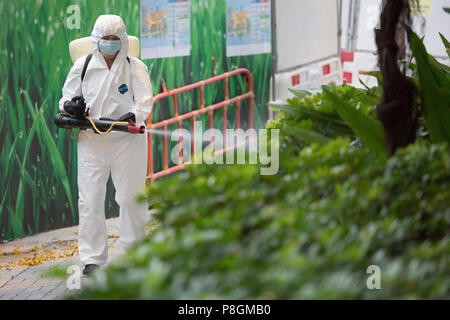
left=76, top=136, right=450, bottom=299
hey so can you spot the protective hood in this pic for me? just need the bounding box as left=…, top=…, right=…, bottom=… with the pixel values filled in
left=91, top=15, right=129, bottom=64
left=85, top=15, right=131, bottom=119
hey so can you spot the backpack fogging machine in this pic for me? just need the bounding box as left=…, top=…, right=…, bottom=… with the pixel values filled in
left=54, top=97, right=145, bottom=139
left=54, top=113, right=146, bottom=135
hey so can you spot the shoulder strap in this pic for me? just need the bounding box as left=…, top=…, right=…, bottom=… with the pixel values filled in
left=81, top=54, right=130, bottom=83
left=126, top=57, right=134, bottom=103
left=81, top=54, right=93, bottom=82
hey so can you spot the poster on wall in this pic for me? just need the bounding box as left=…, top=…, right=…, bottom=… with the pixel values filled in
left=141, top=0, right=190, bottom=59
left=226, top=0, right=271, bottom=57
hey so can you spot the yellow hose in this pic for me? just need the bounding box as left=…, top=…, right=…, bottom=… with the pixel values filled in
left=70, top=116, right=129, bottom=140
left=85, top=116, right=129, bottom=135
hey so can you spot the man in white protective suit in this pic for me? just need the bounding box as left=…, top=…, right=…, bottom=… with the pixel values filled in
left=59, top=15, right=153, bottom=276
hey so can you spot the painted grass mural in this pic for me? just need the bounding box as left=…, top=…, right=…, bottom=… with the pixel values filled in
left=0, top=0, right=272, bottom=240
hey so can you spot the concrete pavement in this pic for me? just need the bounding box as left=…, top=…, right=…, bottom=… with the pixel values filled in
left=0, top=217, right=126, bottom=300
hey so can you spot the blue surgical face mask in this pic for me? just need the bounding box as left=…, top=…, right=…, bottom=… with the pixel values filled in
left=98, top=39, right=122, bottom=55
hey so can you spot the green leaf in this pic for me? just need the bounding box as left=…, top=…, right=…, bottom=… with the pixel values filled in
left=36, top=110, right=75, bottom=215
left=15, top=156, right=38, bottom=197
left=438, top=33, right=450, bottom=58
left=285, top=126, right=331, bottom=145
left=358, top=78, right=370, bottom=90
left=406, top=25, right=450, bottom=143
left=327, top=91, right=387, bottom=158
left=288, top=88, right=312, bottom=100
left=269, top=104, right=348, bottom=126
left=14, top=112, right=40, bottom=228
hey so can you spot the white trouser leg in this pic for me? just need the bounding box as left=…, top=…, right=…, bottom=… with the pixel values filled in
left=110, top=133, right=148, bottom=251
left=77, top=132, right=110, bottom=266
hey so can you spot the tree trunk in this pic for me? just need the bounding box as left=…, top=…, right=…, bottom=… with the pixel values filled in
left=375, top=0, right=417, bottom=156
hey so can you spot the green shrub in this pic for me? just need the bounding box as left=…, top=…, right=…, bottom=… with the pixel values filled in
left=267, top=84, right=382, bottom=159
left=75, top=138, right=450, bottom=299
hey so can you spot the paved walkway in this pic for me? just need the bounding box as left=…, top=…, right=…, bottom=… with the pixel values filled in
left=0, top=217, right=126, bottom=300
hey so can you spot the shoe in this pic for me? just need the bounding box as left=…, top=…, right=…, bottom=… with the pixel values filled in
left=82, top=264, right=99, bottom=276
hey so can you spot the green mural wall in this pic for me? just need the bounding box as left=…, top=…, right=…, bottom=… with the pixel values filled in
left=0, top=0, right=272, bottom=240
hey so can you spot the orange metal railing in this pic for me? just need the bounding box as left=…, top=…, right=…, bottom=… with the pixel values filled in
left=145, top=68, right=254, bottom=184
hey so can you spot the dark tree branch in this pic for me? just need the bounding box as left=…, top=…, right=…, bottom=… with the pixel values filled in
left=375, top=0, right=418, bottom=156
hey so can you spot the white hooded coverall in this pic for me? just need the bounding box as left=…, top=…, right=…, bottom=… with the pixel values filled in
left=59, top=15, right=153, bottom=266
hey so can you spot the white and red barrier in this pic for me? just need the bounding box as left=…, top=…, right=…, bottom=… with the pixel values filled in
left=270, top=57, right=342, bottom=102
left=341, top=50, right=379, bottom=88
